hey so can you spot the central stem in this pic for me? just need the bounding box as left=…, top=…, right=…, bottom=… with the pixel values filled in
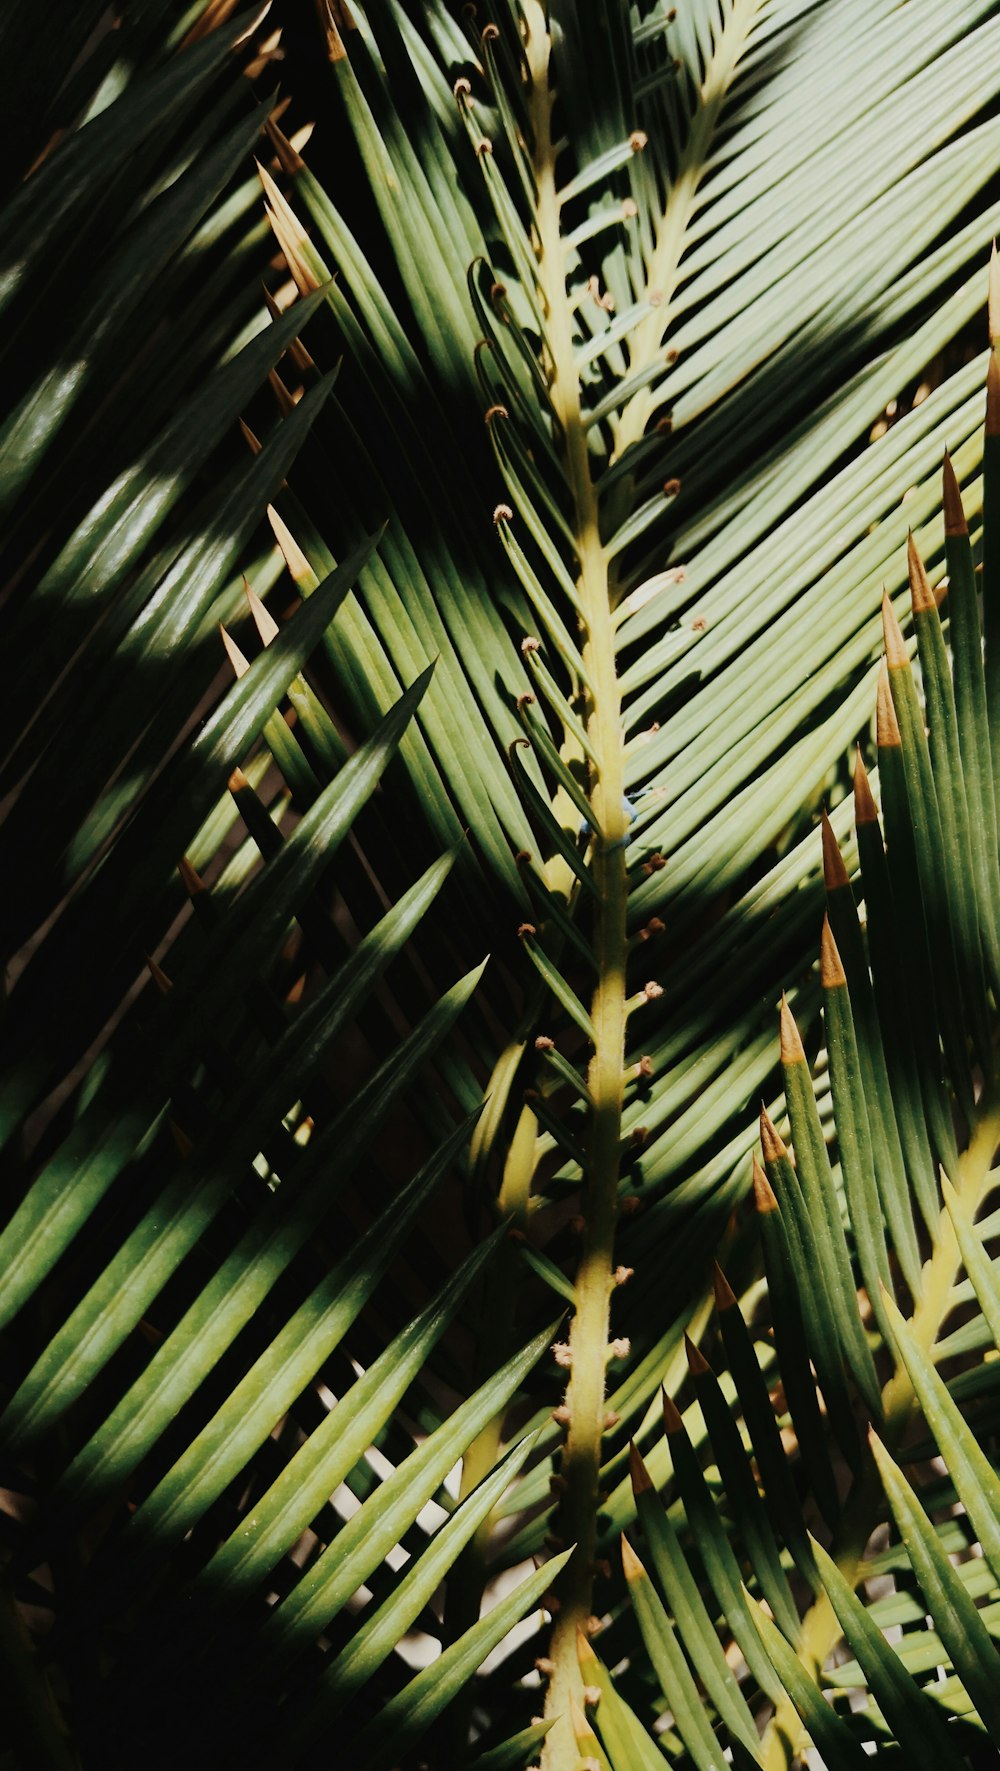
left=522, top=8, right=631, bottom=1765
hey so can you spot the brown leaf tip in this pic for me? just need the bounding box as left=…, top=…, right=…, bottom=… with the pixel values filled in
left=245, top=579, right=279, bottom=645
left=820, top=807, right=850, bottom=891
left=941, top=454, right=968, bottom=537
left=779, top=994, right=806, bottom=1067
left=264, top=114, right=304, bottom=177
left=576, top=1626, right=598, bottom=1666
left=906, top=533, right=936, bottom=614
left=219, top=624, right=250, bottom=679
left=684, top=1333, right=711, bottom=1377
left=569, top=1696, right=595, bottom=1744
left=876, top=659, right=902, bottom=750
left=759, top=1104, right=788, bottom=1164
left=752, top=1152, right=779, bottom=1213
left=853, top=748, right=879, bottom=825
left=990, top=239, right=1000, bottom=347
left=989, top=353, right=1000, bottom=439
left=628, top=1440, right=653, bottom=1493
left=146, top=954, right=171, bottom=995
left=713, top=1261, right=737, bottom=1311
left=178, top=856, right=205, bottom=897
left=820, top=914, right=847, bottom=990
left=881, top=592, right=908, bottom=669
left=661, top=1387, right=683, bottom=1435
left=621, top=1534, right=645, bottom=1582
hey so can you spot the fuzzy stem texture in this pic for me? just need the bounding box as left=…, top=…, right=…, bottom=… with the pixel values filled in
left=522, top=8, right=630, bottom=1765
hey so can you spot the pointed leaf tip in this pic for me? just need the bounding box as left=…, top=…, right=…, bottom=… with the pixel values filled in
left=713, top=1261, right=737, bottom=1311
left=621, top=1534, right=645, bottom=1582
left=759, top=1103, right=788, bottom=1163
left=220, top=623, right=250, bottom=679
left=576, top=1626, right=598, bottom=1666
left=820, top=807, right=850, bottom=890
left=881, top=593, right=908, bottom=669
left=988, top=353, right=1000, bottom=439
left=661, top=1387, right=683, bottom=1435
left=779, top=995, right=806, bottom=1066
left=906, top=534, right=936, bottom=614
left=178, top=856, right=205, bottom=896
left=570, top=1696, right=597, bottom=1745
left=853, top=749, right=879, bottom=825
left=684, top=1333, right=711, bottom=1377
left=146, top=954, right=171, bottom=995
left=752, top=1153, right=779, bottom=1213
left=245, top=578, right=280, bottom=644
left=820, top=914, right=847, bottom=990
left=264, top=112, right=305, bottom=176
left=876, top=660, right=902, bottom=749
left=628, top=1440, right=653, bottom=1494
left=990, top=239, right=1000, bottom=347
left=941, top=454, right=968, bottom=538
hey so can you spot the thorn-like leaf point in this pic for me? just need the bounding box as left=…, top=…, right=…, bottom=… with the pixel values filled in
left=573, top=1622, right=598, bottom=1664
left=752, top=1153, right=779, bottom=1213
left=820, top=807, right=850, bottom=890
left=267, top=505, right=313, bottom=585
left=258, top=162, right=323, bottom=296
left=941, top=453, right=968, bottom=537
left=264, top=113, right=305, bottom=176
left=684, top=1333, right=710, bottom=1377
left=146, top=954, right=172, bottom=995
left=854, top=748, right=879, bottom=824
left=988, top=353, right=1000, bottom=439
left=907, top=533, right=936, bottom=614
left=178, top=856, right=205, bottom=897
left=779, top=994, right=806, bottom=1066
left=881, top=592, right=908, bottom=669
left=876, top=660, right=902, bottom=749
left=219, top=624, right=250, bottom=679
left=621, top=1534, right=645, bottom=1582
left=239, top=417, right=262, bottom=455
left=628, top=1440, right=652, bottom=1493
left=713, top=1261, right=737, bottom=1311
left=990, top=239, right=1000, bottom=346
left=569, top=1696, right=597, bottom=1746
left=759, top=1103, right=788, bottom=1163
left=267, top=366, right=297, bottom=418
left=820, top=914, right=847, bottom=989
left=661, top=1387, right=683, bottom=1435
left=245, top=578, right=279, bottom=645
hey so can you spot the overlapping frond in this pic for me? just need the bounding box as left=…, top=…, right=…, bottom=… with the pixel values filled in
left=7, top=1, right=1000, bottom=1766
left=588, top=389, right=1000, bottom=1764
